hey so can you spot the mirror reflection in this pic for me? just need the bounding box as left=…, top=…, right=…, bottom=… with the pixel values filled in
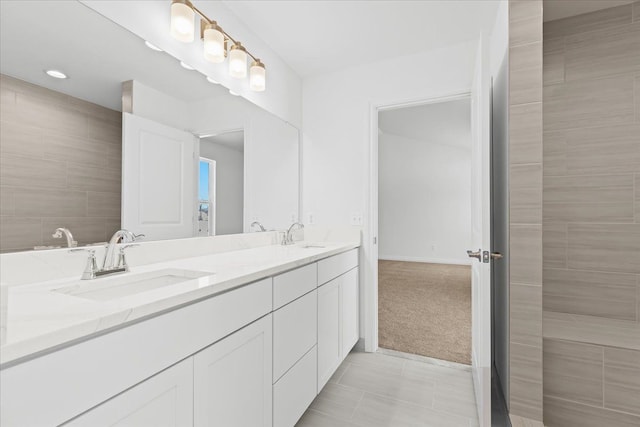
left=0, top=1, right=299, bottom=252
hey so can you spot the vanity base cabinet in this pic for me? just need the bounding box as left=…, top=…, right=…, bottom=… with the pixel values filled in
left=64, top=358, right=194, bottom=427
left=194, top=315, right=273, bottom=427
left=273, top=346, right=317, bottom=427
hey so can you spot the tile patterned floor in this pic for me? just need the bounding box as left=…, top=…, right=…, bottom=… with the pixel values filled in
left=296, top=351, right=479, bottom=427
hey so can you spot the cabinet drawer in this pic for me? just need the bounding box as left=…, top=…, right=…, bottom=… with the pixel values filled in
left=273, top=263, right=317, bottom=309
left=317, top=249, right=358, bottom=285
left=273, top=346, right=317, bottom=427
left=273, top=290, right=317, bottom=382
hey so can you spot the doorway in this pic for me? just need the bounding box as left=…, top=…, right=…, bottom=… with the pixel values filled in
left=376, top=96, right=473, bottom=365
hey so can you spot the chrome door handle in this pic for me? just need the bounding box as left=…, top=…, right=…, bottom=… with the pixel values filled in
left=467, top=249, right=482, bottom=261
left=491, top=252, right=503, bottom=260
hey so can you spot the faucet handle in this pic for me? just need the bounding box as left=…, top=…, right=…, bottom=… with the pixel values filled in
left=116, top=244, right=139, bottom=271
left=69, top=248, right=98, bottom=280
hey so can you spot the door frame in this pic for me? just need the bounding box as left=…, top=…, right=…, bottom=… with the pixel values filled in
left=364, top=91, right=472, bottom=352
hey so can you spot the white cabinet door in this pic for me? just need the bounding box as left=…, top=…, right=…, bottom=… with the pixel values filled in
left=65, top=359, right=193, bottom=427
left=341, top=268, right=359, bottom=357
left=317, top=277, right=341, bottom=393
left=194, top=315, right=273, bottom=427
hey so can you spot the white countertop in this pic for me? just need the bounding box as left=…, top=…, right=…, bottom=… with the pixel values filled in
left=0, top=242, right=358, bottom=367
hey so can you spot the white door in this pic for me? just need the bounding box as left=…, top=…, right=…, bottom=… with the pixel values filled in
left=469, top=35, right=492, bottom=427
left=193, top=315, right=272, bottom=427
left=65, top=358, right=193, bottom=427
left=122, top=113, right=198, bottom=240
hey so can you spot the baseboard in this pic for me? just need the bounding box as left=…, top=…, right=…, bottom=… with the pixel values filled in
left=378, top=254, right=471, bottom=266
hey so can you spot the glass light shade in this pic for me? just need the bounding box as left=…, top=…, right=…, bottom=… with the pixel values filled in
left=249, top=61, right=266, bottom=92
left=229, top=44, right=247, bottom=78
left=203, top=25, right=225, bottom=63
left=170, top=1, right=195, bottom=43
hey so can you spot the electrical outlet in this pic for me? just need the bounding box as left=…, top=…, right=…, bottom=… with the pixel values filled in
left=350, top=212, right=363, bottom=226
left=431, top=244, right=437, bottom=252
left=307, top=212, right=315, bottom=225
left=290, top=212, right=298, bottom=223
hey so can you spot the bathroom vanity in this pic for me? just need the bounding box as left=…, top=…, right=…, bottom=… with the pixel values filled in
left=0, top=237, right=360, bottom=427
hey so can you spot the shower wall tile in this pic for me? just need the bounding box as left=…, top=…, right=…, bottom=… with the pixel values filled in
left=604, top=347, right=640, bottom=415
left=567, top=224, right=640, bottom=274
left=509, top=103, right=543, bottom=164
left=0, top=74, right=122, bottom=252
left=542, top=223, right=566, bottom=269
left=543, top=339, right=603, bottom=406
left=564, top=23, right=640, bottom=82
left=510, top=164, right=543, bottom=224
left=543, top=4, right=633, bottom=39
left=509, top=1, right=543, bottom=420
left=543, top=268, right=638, bottom=320
left=545, top=395, right=640, bottom=427
left=543, top=174, right=635, bottom=223
left=543, top=75, right=635, bottom=132
left=543, top=37, right=564, bottom=85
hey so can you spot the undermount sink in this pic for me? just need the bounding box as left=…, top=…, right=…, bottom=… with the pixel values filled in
left=298, top=243, right=326, bottom=249
left=53, top=269, right=212, bottom=301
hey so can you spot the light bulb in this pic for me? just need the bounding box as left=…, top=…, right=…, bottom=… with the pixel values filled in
left=249, top=60, right=266, bottom=92
left=170, top=0, right=195, bottom=43
left=203, top=22, right=225, bottom=63
left=229, top=43, right=247, bottom=78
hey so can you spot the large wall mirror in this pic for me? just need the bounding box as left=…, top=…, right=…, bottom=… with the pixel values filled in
left=0, top=1, right=300, bottom=252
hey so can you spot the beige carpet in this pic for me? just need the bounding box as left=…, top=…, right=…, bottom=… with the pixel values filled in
left=378, top=260, right=472, bottom=365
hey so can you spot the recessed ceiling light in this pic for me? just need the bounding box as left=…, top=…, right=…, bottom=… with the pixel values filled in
left=206, top=76, right=219, bottom=84
left=45, top=70, right=67, bottom=79
left=180, top=61, right=195, bottom=70
left=144, top=40, right=163, bottom=52
left=228, top=90, right=239, bottom=96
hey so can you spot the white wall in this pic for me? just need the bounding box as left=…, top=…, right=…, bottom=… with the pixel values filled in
left=302, top=40, right=477, bottom=228
left=302, top=40, right=478, bottom=348
left=200, top=139, right=244, bottom=235
left=378, top=131, right=471, bottom=265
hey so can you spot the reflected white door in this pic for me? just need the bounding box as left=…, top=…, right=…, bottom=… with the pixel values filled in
left=122, top=113, right=198, bottom=240
left=469, top=35, right=492, bottom=427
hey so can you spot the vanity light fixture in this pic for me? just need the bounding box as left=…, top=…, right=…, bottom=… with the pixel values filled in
left=45, top=69, right=68, bottom=79
left=145, top=41, right=163, bottom=52
left=180, top=61, right=195, bottom=70
left=228, top=89, right=240, bottom=96
left=169, top=0, right=266, bottom=91
left=206, top=76, right=219, bottom=84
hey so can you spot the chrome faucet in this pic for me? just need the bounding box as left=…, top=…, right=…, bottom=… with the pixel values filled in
left=70, top=229, right=144, bottom=280
left=283, top=222, right=304, bottom=245
left=250, top=221, right=266, bottom=232
left=103, top=229, right=143, bottom=270
left=52, top=228, right=77, bottom=248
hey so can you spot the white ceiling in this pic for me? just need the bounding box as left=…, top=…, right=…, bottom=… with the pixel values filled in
left=202, top=130, right=245, bottom=152
left=379, top=98, right=471, bottom=150
left=0, top=0, right=229, bottom=112
left=543, top=0, right=636, bottom=22
left=222, top=0, right=501, bottom=77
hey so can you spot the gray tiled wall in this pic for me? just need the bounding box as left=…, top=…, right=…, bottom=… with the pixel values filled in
left=542, top=2, right=640, bottom=425
left=509, top=0, right=544, bottom=421
left=0, top=74, right=122, bottom=252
